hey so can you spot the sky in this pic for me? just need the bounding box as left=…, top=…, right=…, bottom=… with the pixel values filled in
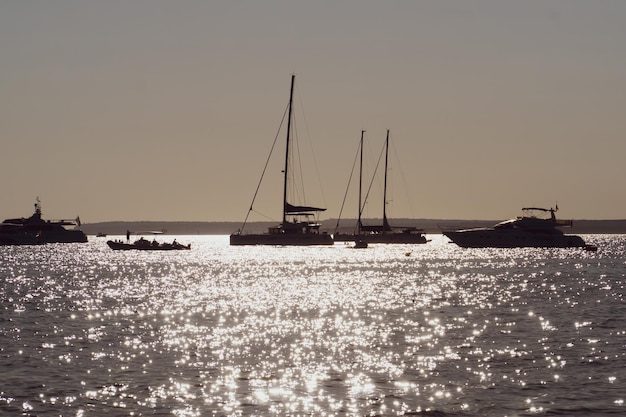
left=1, top=1, right=625, bottom=223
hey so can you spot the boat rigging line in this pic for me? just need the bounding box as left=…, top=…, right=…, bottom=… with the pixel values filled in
left=293, top=81, right=328, bottom=212
left=238, top=102, right=290, bottom=233
left=334, top=131, right=364, bottom=235
left=388, top=133, right=418, bottom=219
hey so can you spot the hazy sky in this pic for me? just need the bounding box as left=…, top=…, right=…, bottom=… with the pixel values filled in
left=2, top=1, right=625, bottom=223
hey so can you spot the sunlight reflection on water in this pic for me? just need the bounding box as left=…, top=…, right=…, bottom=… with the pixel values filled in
left=0, top=234, right=625, bottom=416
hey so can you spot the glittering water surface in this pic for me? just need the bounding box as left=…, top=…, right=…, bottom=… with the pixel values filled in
left=1, top=235, right=625, bottom=416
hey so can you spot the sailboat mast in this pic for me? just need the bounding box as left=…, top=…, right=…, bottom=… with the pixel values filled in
left=357, top=130, right=365, bottom=234
left=282, top=74, right=296, bottom=224
left=383, top=129, right=390, bottom=233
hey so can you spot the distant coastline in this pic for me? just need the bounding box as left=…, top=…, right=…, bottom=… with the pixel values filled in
left=81, top=219, right=626, bottom=236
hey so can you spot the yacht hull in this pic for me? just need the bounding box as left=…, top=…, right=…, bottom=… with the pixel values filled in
left=37, top=229, right=88, bottom=243
left=0, top=233, right=42, bottom=246
left=443, top=229, right=586, bottom=248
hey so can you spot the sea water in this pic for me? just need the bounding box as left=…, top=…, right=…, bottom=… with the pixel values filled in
left=1, top=234, right=625, bottom=416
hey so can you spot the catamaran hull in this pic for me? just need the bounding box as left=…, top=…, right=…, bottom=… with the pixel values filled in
left=443, top=230, right=586, bottom=248
left=230, top=233, right=334, bottom=246
left=333, top=233, right=427, bottom=244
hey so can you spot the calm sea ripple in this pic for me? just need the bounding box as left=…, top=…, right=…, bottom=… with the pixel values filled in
left=1, top=234, right=625, bottom=416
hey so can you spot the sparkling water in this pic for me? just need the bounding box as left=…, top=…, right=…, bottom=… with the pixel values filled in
left=1, top=235, right=624, bottom=416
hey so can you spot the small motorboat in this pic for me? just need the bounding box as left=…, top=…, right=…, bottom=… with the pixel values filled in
left=353, top=239, right=368, bottom=249
left=107, top=238, right=190, bottom=251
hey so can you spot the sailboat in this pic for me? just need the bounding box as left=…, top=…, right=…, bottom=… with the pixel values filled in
left=229, top=75, right=334, bottom=246
left=333, top=130, right=427, bottom=244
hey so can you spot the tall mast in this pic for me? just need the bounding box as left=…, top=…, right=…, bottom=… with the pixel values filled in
left=383, top=129, right=390, bottom=233
left=357, top=130, right=365, bottom=234
left=282, top=74, right=296, bottom=225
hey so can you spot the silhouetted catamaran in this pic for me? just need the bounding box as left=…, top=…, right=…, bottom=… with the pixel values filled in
left=334, top=130, right=427, bottom=244
left=230, top=75, right=333, bottom=246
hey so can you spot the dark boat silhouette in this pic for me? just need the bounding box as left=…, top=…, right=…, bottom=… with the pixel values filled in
left=443, top=207, right=587, bottom=248
left=333, top=130, right=427, bottom=244
left=230, top=75, right=333, bottom=246
left=0, top=223, right=42, bottom=245
left=107, top=238, right=190, bottom=251
left=1, top=198, right=87, bottom=244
